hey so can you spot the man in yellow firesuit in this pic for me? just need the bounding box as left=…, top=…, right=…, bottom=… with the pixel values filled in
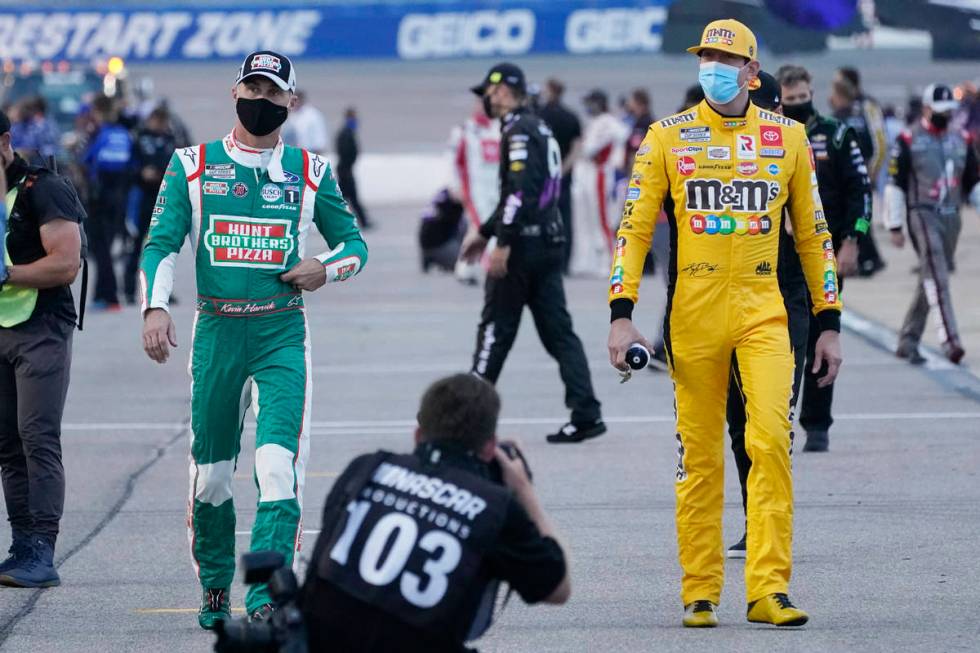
left=607, top=19, right=842, bottom=628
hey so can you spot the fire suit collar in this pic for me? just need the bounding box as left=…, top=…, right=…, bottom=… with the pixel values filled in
left=805, top=111, right=821, bottom=132
left=698, top=99, right=751, bottom=130
left=502, top=107, right=527, bottom=127
left=222, top=130, right=288, bottom=182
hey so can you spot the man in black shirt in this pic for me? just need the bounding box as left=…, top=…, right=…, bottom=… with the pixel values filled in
left=124, top=107, right=176, bottom=304
left=538, top=78, right=582, bottom=273
left=335, top=107, right=372, bottom=229
left=460, top=63, right=604, bottom=444
left=303, top=373, right=570, bottom=652
left=0, top=110, right=85, bottom=588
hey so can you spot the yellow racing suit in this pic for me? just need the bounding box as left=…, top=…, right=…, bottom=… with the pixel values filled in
left=609, top=100, right=841, bottom=605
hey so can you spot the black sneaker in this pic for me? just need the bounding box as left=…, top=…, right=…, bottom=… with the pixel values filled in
left=249, top=603, right=275, bottom=623
left=546, top=420, right=607, bottom=444
left=942, top=342, right=965, bottom=365
left=896, top=341, right=926, bottom=365
left=727, top=533, right=746, bottom=559
left=803, top=430, right=829, bottom=452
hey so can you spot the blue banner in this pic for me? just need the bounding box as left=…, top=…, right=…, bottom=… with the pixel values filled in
left=0, top=1, right=674, bottom=62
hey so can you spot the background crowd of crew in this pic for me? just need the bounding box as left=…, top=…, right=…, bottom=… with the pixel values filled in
left=3, top=65, right=979, bottom=324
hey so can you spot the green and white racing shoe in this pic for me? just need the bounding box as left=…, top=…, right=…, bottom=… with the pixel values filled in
left=198, top=587, right=231, bottom=630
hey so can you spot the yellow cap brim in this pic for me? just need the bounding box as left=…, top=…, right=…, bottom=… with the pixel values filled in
left=687, top=45, right=754, bottom=60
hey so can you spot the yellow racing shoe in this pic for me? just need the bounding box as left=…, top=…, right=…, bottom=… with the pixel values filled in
left=746, top=593, right=809, bottom=627
left=683, top=600, right=719, bottom=628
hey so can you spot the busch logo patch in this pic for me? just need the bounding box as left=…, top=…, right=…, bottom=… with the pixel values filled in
left=261, top=183, right=282, bottom=203
left=204, top=215, right=294, bottom=269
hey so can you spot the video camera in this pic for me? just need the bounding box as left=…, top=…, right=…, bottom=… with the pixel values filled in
left=213, top=551, right=307, bottom=653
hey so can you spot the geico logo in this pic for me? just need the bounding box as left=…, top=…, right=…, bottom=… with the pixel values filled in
left=689, top=214, right=773, bottom=236
left=565, top=7, right=668, bottom=54
left=684, top=178, right=780, bottom=213
left=397, top=10, right=535, bottom=59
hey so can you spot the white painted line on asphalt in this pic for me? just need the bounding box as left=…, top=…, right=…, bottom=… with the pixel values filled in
left=62, top=411, right=980, bottom=433
left=62, top=422, right=187, bottom=431
left=312, top=357, right=903, bottom=374
left=842, top=310, right=980, bottom=403
left=234, top=471, right=338, bottom=480
left=136, top=608, right=246, bottom=615
left=235, top=530, right=321, bottom=536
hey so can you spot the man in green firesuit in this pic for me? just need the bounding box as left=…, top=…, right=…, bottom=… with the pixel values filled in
left=139, top=50, right=368, bottom=629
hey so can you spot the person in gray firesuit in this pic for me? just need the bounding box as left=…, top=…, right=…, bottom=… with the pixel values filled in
left=885, top=84, right=980, bottom=365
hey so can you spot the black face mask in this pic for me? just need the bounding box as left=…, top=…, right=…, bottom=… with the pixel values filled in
left=236, top=97, right=289, bottom=137
left=782, top=100, right=815, bottom=124
left=482, top=95, right=494, bottom=119
left=929, top=113, right=950, bottom=130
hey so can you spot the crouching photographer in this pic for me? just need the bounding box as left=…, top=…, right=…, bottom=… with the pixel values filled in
left=306, top=373, right=570, bottom=652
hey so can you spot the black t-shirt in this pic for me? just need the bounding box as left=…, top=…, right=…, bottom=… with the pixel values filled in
left=303, top=450, right=566, bottom=653
left=538, top=101, right=582, bottom=162
left=5, top=156, right=86, bottom=323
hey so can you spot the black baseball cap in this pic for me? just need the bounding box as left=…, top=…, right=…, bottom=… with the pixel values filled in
left=922, top=83, right=958, bottom=113
left=583, top=89, right=608, bottom=104
left=749, top=71, right=780, bottom=110
left=470, top=62, right=527, bottom=97
left=236, top=51, right=296, bottom=93
left=0, top=110, right=9, bottom=136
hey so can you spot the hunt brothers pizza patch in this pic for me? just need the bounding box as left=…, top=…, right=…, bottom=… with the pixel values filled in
left=204, top=215, right=294, bottom=268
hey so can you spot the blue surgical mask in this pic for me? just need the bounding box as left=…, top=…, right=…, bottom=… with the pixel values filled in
left=698, top=61, right=746, bottom=105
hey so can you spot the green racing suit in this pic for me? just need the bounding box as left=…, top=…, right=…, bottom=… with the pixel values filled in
left=140, top=131, right=367, bottom=612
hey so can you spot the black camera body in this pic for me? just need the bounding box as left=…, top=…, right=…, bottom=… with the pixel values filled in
left=213, top=551, right=307, bottom=653
left=488, top=441, right=533, bottom=485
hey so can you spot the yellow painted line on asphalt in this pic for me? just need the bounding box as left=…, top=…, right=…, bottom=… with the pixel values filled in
left=135, top=608, right=246, bottom=615
left=233, top=471, right=338, bottom=480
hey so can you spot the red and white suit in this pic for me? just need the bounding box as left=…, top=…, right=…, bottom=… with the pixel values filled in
left=571, top=112, right=628, bottom=276
left=449, top=113, right=500, bottom=282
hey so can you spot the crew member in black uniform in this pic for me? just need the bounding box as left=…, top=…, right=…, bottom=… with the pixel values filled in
left=538, top=78, right=582, bottom=274
left=125, top=106, right=176, bottom=305
left=831, top=68, right=885, bottom=276
left=460, top=63, right=605, bottom=444
left=303, top=374, right=570, bottom=652
left=0, top=110, right=85, bottom=587
left=725, top=69, right=871, bottom=557
left=779, top=65, right=871, bottom=453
